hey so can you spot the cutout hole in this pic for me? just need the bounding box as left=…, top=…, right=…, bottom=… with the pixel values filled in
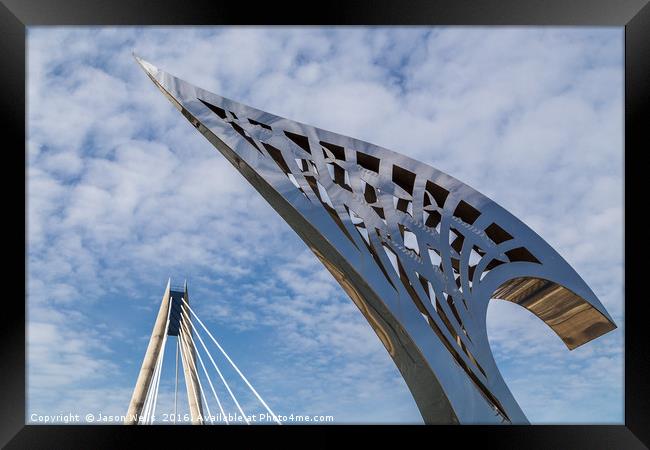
left=485, top=222, right=513, bottom=244
left=285, top=131, right=311, bottom=154
left=454, top=200, right=481, bottom=225
left=425, top=180, right=449, bottom=208
left=428, top=247, right=442, bottom=267
left=320, top=141, right=346, bottom=160
left=505, top=247, right=540, bottom=264
left=356, top=151, right=380, bottom=173
left=392, top=165, right=416, bottom=194
left=248, top=118, right=272, bottom=130
left=199, top=99, right=227, bottom=119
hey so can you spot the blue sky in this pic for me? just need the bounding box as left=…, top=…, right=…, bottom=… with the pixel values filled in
left=27, top=27, right=623, bottom=424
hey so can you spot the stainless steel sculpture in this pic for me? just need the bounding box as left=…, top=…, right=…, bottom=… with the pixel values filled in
left=135, top=56, right=617, bottom=424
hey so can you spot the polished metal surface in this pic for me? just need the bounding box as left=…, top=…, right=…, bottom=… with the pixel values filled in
left=135, top=56, right=617, bottom=424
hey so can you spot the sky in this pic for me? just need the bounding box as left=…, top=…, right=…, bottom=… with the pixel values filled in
left=26, top=26, right=624, bottom=424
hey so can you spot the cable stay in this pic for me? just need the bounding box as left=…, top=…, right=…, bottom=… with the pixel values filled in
left=181, top=297, right=282, bottom=425
left=180, top=307, right=249, bottom=423
left=178, top=327, right=204, bottom=424
left=178, top=311, right=228, bottom=424
left=128, top=281, right=280, bottom=425
left=139, top=296, right=173, bottom=424
left=179, top=312, right=213, bottom=424
left=174, top=338, right=179, bottom=424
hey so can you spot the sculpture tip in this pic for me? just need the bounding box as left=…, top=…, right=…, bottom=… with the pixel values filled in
left=133, top=53, right=159, bottom=78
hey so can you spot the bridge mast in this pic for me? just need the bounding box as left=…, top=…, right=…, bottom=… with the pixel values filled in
left=177, top=281, right=204, bottom=424
left=125, top=279, right=204, bottom=424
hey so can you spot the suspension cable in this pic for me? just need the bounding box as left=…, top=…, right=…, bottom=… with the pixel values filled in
left=180, top=305, right=250, bottom=424
left=149, top=292, right=174, bottom=423
left=141, top=343, right=163, bottom=424
left=178, top=329, right=203, bottom=424
left=150, top=332, right=168, bottom=423
left=174, top=337, right=179, bottom=424
left=179, top=313, right=229, bottom=424
left=180, top=298, right=281, bottom=424
left=140, top=296, right=173, bottom=425
left=140, top=341, right=161, bottom=423
left=178, top=314, right=213, bottom=424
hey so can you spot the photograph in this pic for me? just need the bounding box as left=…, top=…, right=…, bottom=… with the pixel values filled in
left=2, top=0, right=648, bottom=447
left=25, top=26, right=623, bottom=425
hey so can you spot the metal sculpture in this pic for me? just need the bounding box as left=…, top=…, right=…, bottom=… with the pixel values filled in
left=135, top=56, right=616, bottom=424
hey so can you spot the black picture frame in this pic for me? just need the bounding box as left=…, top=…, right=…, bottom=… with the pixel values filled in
left=2, top=0, right=648, bottom=448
